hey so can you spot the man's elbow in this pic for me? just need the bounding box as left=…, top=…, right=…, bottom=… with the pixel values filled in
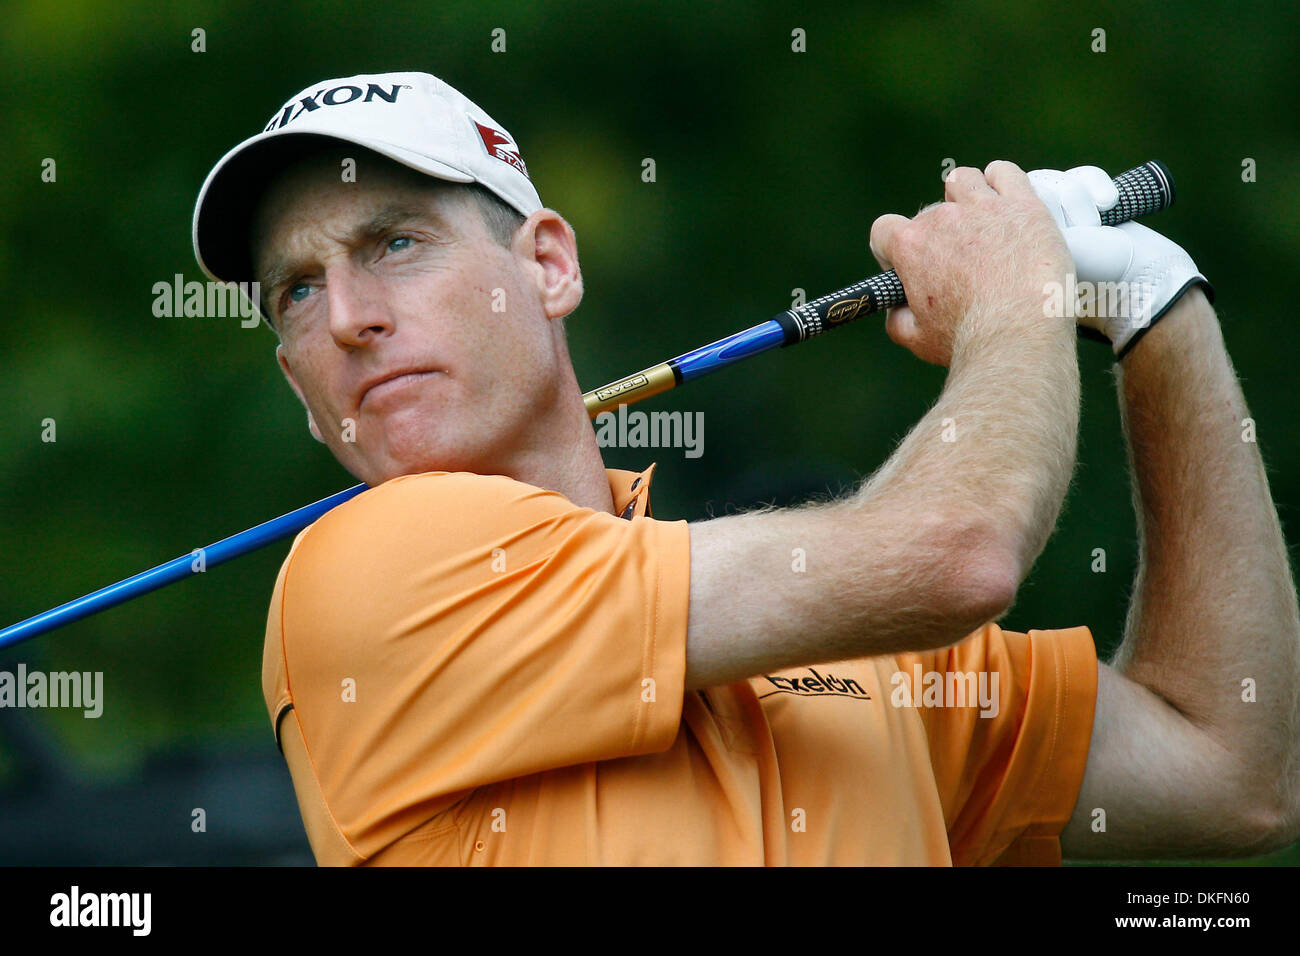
left=1224, top=775, right=1300, bottom=857
left=1248, top=787, right=1300, bottom=856
left=941, top=532, right=1023, bottom=638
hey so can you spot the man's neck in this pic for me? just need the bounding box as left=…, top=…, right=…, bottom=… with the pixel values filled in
left=504, top=385, right=616, bottom=516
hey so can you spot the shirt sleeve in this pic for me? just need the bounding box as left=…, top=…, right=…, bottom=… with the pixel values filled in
left=271, top=471, right=690, bottom=858
left=894, top=622, right=1098, bottom=866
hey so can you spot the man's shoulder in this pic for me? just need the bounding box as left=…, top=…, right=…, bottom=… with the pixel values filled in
left=263, top=472, right=575, bottom=702
left=273, top=469, right=641, bottom=606
left=291, top=471, right=581, bottom=554
left=337, top=470, right=574, bottom=517
left=261, top=465, right=691, bottom=720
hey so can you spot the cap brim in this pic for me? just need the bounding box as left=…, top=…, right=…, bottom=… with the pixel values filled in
left=192, top=130, right=475, bottom=286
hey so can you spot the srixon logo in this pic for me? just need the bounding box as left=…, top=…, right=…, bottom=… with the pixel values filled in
left=264, top=83, right=406, bottom=131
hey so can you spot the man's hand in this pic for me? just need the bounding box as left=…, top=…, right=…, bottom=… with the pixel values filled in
left=869, top=161, right=1074, bottom=367
left=1027, top=165, right=1213, bottom=358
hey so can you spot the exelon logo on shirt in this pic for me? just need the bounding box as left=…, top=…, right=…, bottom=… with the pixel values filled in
left=760, top=668, right=870, bottom=700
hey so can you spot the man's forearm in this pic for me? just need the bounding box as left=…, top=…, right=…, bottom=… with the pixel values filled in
left=809, top=301, right=1083, bottom=660
left=685, top=314, right=1079, bottom=688
left=1114, top=287, right=1300, bottom=822
left=857, top=300, right=1080, bottom=592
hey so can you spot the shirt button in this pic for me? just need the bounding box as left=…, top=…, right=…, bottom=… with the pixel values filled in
left=474, top=840, right=485, bottom=852
left=620, top=502, right=636, bottom=519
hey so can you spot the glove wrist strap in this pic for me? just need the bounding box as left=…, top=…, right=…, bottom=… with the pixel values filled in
left=1114, top=277, right=1216, bottom=361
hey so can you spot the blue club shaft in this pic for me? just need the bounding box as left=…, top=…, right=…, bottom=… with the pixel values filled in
left=0, top=322, right=791, bottom=651
left=0, top=484, right=369, bottom=650
left=672, top=319, right=788, bottom=382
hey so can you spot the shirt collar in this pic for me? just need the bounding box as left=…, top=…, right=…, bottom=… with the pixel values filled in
left=606, top=463, right=659, bottom=520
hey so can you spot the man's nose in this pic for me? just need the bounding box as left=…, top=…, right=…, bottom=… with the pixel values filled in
left=325, top=262, right=394, bottom=347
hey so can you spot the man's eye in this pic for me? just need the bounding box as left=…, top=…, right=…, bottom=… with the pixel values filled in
left=288, top=283, right=312, bottom=303
left=386, top=236, right=413, bottom=253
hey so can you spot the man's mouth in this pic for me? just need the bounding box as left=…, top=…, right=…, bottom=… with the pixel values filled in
left=360, top=369, right=441, bottom=409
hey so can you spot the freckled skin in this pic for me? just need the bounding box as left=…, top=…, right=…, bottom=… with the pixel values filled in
left=250, top=155, right=608, bottom=509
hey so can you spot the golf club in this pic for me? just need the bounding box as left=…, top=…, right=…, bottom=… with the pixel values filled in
left=0, top=161, right=1175, bottom=649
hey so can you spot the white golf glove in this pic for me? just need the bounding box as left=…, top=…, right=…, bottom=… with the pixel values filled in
left=1028, top=165, right=1213, bottom=358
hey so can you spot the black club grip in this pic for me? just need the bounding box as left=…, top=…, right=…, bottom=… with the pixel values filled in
left=1100, top=160, right=1175, bottom=225
left=775, top=160, right=1176, bottom=344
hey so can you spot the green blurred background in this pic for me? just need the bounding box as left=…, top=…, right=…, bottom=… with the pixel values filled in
left=0, top=0, right=1295, bottom=863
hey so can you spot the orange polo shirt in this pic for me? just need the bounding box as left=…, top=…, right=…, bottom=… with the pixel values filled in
left=262, top=465, right=1097, bottom=866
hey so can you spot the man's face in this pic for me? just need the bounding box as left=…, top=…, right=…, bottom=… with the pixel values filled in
left=251, top=155, right=573, bottom=486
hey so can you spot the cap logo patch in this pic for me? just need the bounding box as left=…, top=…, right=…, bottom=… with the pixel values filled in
left=474, top=120, right=529, bottom=179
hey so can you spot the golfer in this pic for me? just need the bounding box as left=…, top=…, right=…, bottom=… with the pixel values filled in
left=191, top=71, right=1299, bottom=865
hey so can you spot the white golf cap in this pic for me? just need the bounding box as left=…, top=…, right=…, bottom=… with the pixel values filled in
left=192, top=71, right=543, bottom=285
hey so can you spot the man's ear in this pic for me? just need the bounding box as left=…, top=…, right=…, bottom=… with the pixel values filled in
left=515, top=210, right=583, bottom=320
left=276, top=344, right=326, bottom=444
